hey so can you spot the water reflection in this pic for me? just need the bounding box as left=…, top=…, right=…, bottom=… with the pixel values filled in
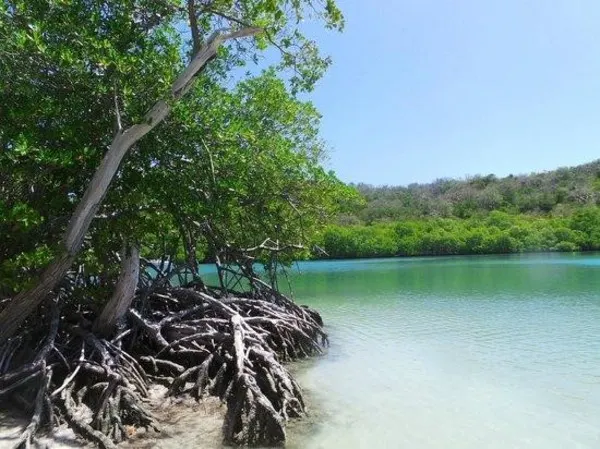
left=282, top=254, right=600, bottom=449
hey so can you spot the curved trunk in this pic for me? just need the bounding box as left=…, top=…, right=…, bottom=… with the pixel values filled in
left=93, top=244, right=140, bottom=337
left=0, top=27, right=261, bottom=346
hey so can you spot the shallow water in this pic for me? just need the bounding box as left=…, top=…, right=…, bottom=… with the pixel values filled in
left=285, top=254, right=600, bottom=449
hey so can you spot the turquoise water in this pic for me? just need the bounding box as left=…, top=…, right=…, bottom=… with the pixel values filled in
left=284, top=254, right=600, bottom=449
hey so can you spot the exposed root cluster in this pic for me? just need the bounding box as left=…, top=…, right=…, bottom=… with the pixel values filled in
left=0, top=284, right=327, bottom=448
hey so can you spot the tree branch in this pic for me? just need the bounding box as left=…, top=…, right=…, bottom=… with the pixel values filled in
left=0, top=26, right=262, bottom=346
left=187, top=0, right=201, bottom=55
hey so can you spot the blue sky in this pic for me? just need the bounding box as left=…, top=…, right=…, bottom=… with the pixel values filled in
left=304, top=0, right=600, bottom=185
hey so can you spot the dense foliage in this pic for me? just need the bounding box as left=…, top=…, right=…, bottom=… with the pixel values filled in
left=319, top=161, right=600, bottom=259
left=0, top=0, right=350, bottom=296
left=343, top=160, right=600, bottom=224
left=320, top=205, right=600, bottom=259
left=128, top=71, right=357, bottom=266
left=320, top=207, right=600, bottom=258
left=0, top=3, right=349, bottom=447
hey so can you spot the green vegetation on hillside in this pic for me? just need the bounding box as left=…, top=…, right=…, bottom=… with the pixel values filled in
left=348, top=160, right=600, bottom=223
left=319, top=162, right=600, bottom=259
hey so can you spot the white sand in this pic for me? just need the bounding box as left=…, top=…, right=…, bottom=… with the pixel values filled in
left=0, top=386, right=226, bottom=449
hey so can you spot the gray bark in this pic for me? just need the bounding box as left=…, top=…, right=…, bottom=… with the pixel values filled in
left=93, top=244, right=140, bottom=337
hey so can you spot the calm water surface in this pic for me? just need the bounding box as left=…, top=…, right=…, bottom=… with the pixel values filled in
left=284, top=254, right=600, bottom=449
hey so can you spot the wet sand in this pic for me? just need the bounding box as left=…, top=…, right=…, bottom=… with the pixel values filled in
left=0, top=359, right=320, bottom=449
left=0, top=386, right=226, bottom=449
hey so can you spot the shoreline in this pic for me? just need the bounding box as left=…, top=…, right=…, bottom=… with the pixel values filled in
left=0, top=285, right=327, bottom=448
left=0, top=285, right=328, bottom=449
left=0, top=363, right=324, bottom=449
left=300, top=249, right=600, bottom=263
left=0, top=386, right=225, bottom=449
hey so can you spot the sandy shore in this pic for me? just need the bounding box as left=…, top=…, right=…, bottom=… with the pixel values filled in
left=0, top=386, right=225, bottom=449
left=0, top=358, right=320, bottom=449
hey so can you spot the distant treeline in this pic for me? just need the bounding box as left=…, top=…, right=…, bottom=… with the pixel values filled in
left=340, top=159, right=600, bottom=224
left=317, top=160, right=600, bottom=259
left=317, top=209, right=600, bottom=259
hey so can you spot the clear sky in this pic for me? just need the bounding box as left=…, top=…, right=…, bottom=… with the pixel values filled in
left=306, top=0, right=600, bottom=186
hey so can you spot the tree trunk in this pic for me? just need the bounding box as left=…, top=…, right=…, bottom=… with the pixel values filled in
left=182, top=227, right=199, bottom=275
left=0, top=27, right=261, bottom=346
left=185, top=235, right=199, bottom=276
left=94, top=244, right=140, bottom=337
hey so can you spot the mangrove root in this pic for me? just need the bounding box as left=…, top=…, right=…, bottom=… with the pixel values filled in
left=0, top=282, right=327, bottom=447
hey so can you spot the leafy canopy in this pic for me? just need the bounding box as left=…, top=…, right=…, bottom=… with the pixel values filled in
left=0, top=0, right=347, bottom=294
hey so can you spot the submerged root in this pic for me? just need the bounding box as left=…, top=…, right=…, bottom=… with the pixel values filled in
left=0, top=283, right=327, bottom=447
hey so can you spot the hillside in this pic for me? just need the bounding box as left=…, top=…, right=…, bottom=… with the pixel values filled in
left=341, top=159, right=600, bottom=224
left=317, top=160, right=600, bottom=259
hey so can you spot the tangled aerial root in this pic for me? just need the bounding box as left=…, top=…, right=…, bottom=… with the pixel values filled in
left=0, top=283, right=327, bottom=448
